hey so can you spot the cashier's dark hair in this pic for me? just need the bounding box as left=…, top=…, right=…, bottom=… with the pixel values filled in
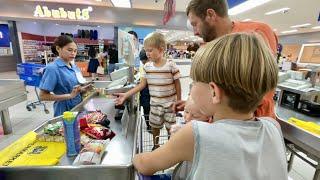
left=51, top=35, right=75, bottom=56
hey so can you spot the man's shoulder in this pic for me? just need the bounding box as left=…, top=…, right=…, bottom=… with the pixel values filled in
left=234, top=21, right=273, bottom=32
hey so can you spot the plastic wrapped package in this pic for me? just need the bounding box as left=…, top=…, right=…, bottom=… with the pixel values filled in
left=73, top=140, right=109, bottom=165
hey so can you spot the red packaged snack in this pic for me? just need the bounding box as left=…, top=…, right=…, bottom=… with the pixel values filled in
left=82, top=126, right=115, bottom=140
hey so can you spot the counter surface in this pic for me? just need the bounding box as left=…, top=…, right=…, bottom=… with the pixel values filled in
left=276, top=105, right=320, bottom=160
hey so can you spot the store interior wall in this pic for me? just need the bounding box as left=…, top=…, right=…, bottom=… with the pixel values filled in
left=279, top=31, right=320, bottom=44
left=16, top=21, right=114, bottom=40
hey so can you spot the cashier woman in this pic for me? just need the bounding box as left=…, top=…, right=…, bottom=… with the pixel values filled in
left=39, top=35, right=89, bottom=117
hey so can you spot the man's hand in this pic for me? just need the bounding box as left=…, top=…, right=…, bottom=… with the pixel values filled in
left=171, top=100, right=186, bottom=113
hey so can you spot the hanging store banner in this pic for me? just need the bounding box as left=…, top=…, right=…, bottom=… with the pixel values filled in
left=33, top=5, right=92, bottom=20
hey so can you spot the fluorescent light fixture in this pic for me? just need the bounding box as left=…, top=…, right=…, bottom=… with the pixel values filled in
left=281, top=29, right=298, bottom=34
left=97, top=25, right=101, bottom=27
left=160, top=30, right=170, bottom=33
left=290, top=23, right=311, bottom=28
left=265, top=7, right=290, bottom=15
left=228, top=0, right=272, bottom=15
left=311, top=26, right=320, bottom=29
left=242, top=18, right=252, bottom=22
left=111, top=0, right=131, bottom=8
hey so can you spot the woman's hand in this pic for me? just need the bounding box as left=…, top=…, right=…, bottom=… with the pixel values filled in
left=114, top=93, right=128, bottom=106
left=69, top=85, right=81, bottom=99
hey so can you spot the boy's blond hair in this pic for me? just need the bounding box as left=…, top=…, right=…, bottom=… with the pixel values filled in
left=191, top=33, right=278, bottom=113
left=144, top=32, right=166, bottom=50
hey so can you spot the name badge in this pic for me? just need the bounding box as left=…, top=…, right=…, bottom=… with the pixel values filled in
left=75, top=71, right=86, bottom=84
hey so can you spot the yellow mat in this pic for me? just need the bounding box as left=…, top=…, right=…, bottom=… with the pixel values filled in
left=0, top=131, right=66, bottom=166
left=288, top=117, right=320, bottom=136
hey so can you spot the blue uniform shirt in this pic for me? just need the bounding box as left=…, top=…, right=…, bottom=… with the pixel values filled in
left=39, top=58, right=82, bottom=117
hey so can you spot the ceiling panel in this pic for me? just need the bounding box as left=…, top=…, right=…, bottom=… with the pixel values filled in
left=8, top=0, right=320, bottom=36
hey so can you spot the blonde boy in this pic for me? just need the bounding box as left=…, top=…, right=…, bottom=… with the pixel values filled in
left=115, top=32, right=181, bottom=150
left=133, top=33, right=287, bottom=180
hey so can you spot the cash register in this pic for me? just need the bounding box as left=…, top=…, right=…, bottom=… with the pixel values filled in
left=277, top=43, right=320, bottom=117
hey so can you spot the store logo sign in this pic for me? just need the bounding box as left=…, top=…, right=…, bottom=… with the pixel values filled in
left=34, top=5, right=92, bottom=20
left=0, top=32, right=3, bottom=39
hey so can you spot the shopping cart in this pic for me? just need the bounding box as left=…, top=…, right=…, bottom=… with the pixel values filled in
left=16, top=63, right=49, bottom=114
left=136, top=107, right=184, bottom=180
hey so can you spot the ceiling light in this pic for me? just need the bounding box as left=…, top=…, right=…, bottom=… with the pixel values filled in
left=228, top=0, right=272, bottom=15
left=55, top=23, right=59, bottom=26
left=265, top=7, right=290, bottom=15
left=281, top=29, right=298, bottom=34
left=311, top=26, right=320, bottom=29
left=242, top=18, right=252, bottom=22
left=273, top=29, right=277, bottom=31
left=97, top=25, right=101, bottom=27
left=290, top=23, right=311, bottom=28
left=111, top=0, right=131, bottom=8
left=161, top=30, right=170, bottom=33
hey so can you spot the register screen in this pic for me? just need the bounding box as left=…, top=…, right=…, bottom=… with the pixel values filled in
left=298, top=43, right=320, bottom=64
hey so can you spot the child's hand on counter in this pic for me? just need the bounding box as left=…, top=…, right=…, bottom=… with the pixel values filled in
left=113, top=93, right=128, bottom=106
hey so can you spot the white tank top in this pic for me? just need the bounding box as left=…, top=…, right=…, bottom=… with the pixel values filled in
left=187, top=118, right=288, bottom=180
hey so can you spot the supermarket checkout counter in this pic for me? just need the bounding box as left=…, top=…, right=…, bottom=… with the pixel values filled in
left=0, top=81, right=139, bottom=179
left=276, top=76, right=320, bottom=180
left=0, top=80, right=27, bottom=135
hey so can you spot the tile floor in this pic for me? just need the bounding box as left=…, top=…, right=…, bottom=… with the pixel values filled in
left=0, top=70, right=317, bottom=180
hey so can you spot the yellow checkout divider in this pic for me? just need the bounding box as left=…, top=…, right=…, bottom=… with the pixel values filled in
left=0, top=131, right=66, bottom=166
left=288, top=117, right=320, bottom=136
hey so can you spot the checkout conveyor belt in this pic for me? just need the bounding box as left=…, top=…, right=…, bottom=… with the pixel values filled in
left=0, top=92, right=139, bottom=180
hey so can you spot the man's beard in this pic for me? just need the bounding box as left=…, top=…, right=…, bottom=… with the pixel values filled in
left=201, top=21, right=217, bottom=42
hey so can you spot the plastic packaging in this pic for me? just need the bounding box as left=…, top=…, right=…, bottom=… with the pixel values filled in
left=63, top=111, right=81, bottom=156
left=73, top=139, right=109, bottom=165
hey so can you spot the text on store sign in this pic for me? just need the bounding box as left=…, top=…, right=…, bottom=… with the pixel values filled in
left=34, top=5, right=91, bottom=20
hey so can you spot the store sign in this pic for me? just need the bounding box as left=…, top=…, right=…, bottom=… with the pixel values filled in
left=34, top=5, right=92, bottom=20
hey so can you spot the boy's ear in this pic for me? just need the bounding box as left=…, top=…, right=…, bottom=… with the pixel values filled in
left=208, top=82, right=222, bottom=104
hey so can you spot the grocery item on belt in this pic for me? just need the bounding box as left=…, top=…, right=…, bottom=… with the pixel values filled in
left=63, top=111, right=81, bottom=157
left=0, top=131, right=66, bottom=166
left=43, top=122, right=63, bottom=136
left=37, top=133, right=64, bottom=142
left=82, top=126, right=115, bottom=140
left=73, top=139, right=109, bottom=165
left=79, top=110, right=110, bottom=128
left=8, top=141, right=66, bottom=166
